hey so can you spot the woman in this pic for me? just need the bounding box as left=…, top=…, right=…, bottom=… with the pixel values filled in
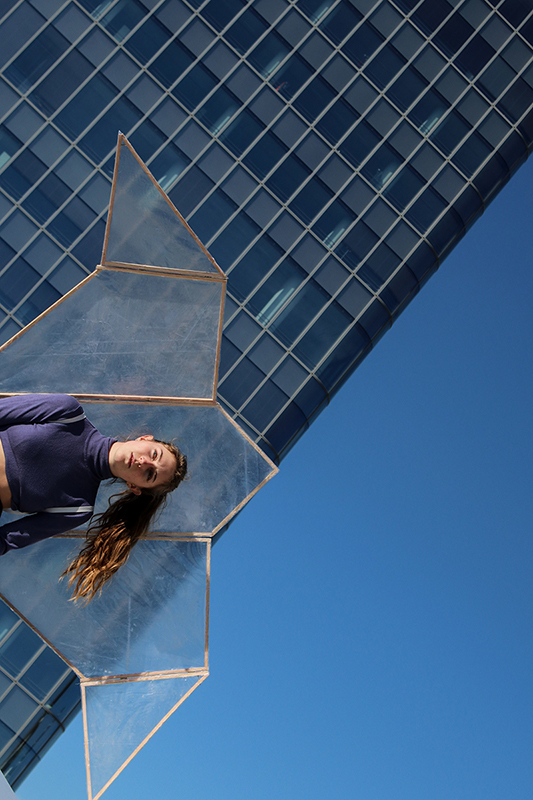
left=0, top=393, right=187, bottom=601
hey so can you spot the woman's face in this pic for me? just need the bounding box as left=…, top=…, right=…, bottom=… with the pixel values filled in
left=109, top=436, right=176, bottom=494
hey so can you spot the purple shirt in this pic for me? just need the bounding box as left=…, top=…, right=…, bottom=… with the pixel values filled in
left=0, top=394, right=116, bottom=554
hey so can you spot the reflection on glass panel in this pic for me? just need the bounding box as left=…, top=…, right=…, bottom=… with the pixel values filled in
left=219, top=109, right=265, bottom=158
left=383, top=164, right=425, bottom=211
left=149, top=143, right=190, bottom=192
left=270, top=54, right=314, bottom=100
left=361, top=143, right=402, bottom=189
left=0, top=126, right=22, bottom=171
left=248, top=258, right=306, bottom=324
left=229, top=235, right=284, bottom=302
left=297, top=0, right=335, bottom=24
left=270, top=279, right=328, bottom=347
left=196, top=86, right=241, bottom=135
left=248, top=31, right=290, bottom=78
left=319, top=0, right=362, bottom=45
left=430, top=110, right=470, bottom=155
left=335, top=221, right=379, bottom=270
left=409, top=89, right=449, bottom=135
left=100, top=0, right=146, bottom=41
left=0, top=271, right=223, bottom=400
left=313, top=199, right=356, bottom=248
left=85, top=675, right=204, bottom=800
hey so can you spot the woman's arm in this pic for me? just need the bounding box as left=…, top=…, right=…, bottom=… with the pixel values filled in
left=0, top=394, right=83, bottom=430
left=0, top=509, right=92, bottom=555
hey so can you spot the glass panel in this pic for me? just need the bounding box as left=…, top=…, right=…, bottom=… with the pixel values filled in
left=19, top=648, right=68, bottom=701
left=85, top=675, right=204, bottom=799
left=0, top=626, right=41, bottom=678
left=0, top=270, right=223, bottom=400
left=105, top=140, right=220, bottom=274
left=0, top=538, right=208, bottom=677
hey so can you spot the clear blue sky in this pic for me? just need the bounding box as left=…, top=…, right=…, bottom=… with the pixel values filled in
left=18, top=155, right=533, bottom=800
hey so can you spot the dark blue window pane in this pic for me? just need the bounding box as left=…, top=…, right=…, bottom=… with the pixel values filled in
left=29, top=50, right=93, bottom=117
left=219, top=356, right=264, bottom=409
left=219, top=337, right=241, bottom=379
left=406, top=185, right=448, bottom=232
left=226, top=8, right=269, bottom=54
left=409, top=88, right=449, bottom=135
left=452, top=132, right=492, bottom=177
left=47, top=195, right=95, bottom=248
left=426, top=207, right=463, bottom=255
left=313, top=199, right=356, bottom=248
left=339, top=121, right=380, bottom=167
left=248, top=258, right=306, bottom=323
left=126, top=17, right=171, bottom=64
left=248, top=31, right=291, bottom=78
left=169, top=166, right=214, bottom=217
left=270, top=53, right=314, bottom=100
left=387, top=66, right=428, bottom=112
left=79, top=96, right=142, bottom=163
left=0, top=150, right=47, bottom=201
left=500, top=0, right=531, bottom=26
left=316, top=97, right=358, bottom=144
left=151, top=41, right=194, bottom=88
left=361, top=143, right=402, bottom=190
left=196, top=87, right=241, bottom=135
left=405, top=239, right=438, bottom=281
left=22, top=174, right=70, bottom=224
left=498, top=78, right=533, bottom=124
left=411, top=0, right=452, bottom=36
left=290, top=177, right=333, bottom=225
left=18, top=281, right=61, bottom=325
left=149, top=143, right=190, bottom=192
left=335, top=221, right=378, bottom=269
left=47, top=675, right=80, bottom=722
left=0, top=126, right=22, bottom=171
left=293, top=76, right=336, bottom=123
left=265, top=401, right=307, bottom=456
left=358, top=242, right=401, bottom=291
left=4, top=26, right=68, bottom=92
left=100, top=0, right=146, bottom=42
left=381, top=263, right=419, bottom=313
left=297, top=0, right=336, bottom=23
left=19, top=648, right=67, bottom=701
left=242, top=380, right=288, bottom=431
left=365, top=46, right=406, bottom=91
left=430, top=110, right=470, bottom=156
left=128, top=120, right=166, bottom=163
left=433, top=12, right=473, bottom=59
left=294, top=301, right=353, bottom=370
left=71, top=219, right=105, bottom=270
left=201, top=0, right=247, bottom=32
left=55, top=75, right=117, bottom=140
left=267, top=154, right=310, bottom=202
left=452, top=185, right=483, bottom=229
left=228, top=236, right=284, bottom=302
left=190, top=189, right=237, bottom=242
left=319, top=0, right=362, bottom=45
left=342, top=23, right=384, bottom=68
left=317, top=323, right=370, bottom=391
left=220, top=109, right=265, bottom=158
left=270, top=280, right=328, bottom=347
left=173, top=63, right=218, bottom=111
left=294, top=377, right=328, bottom=419
left=383, top=165, right=425, bottom=212
left=0, top=626, right=41, bottom=677
left=477, top=57, right=516, bottom=103
left=455, top=35, right=494, bottom=80
left=210, top=211, right=260, bottom=269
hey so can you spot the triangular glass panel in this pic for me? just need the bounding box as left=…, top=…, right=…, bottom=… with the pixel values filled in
left=0, top=270, right=223, bottom=400
left=0, top=538, right=209, bottom=678
left=103, top=136, right=222, bottom=276
left=83, top=674, right=206, bottom=800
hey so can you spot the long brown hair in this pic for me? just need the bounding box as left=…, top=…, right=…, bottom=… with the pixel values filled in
left=63, top=441, right=187, bottom=603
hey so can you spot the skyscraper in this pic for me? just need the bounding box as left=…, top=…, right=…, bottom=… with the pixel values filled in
left=0, top=0, right=532, bottom=787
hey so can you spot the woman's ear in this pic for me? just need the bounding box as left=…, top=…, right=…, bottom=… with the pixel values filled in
left=127, top=482, right=142, bottom=496
left=138, top=434, right=154, bottom=442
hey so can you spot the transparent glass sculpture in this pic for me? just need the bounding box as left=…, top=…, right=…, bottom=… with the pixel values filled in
left=0, top=135, right=278, bottom=799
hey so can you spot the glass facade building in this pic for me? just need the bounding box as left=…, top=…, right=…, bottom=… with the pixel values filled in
left=0, top=0, right=533, bottom=786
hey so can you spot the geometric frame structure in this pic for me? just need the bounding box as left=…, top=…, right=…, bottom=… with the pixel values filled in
left=0, top=135, right=278, bottom=799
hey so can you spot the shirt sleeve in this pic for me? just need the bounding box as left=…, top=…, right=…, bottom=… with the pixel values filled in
left=0, top=510, right=92, bottom=555
left=0, top=394, right=83, bottom=430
